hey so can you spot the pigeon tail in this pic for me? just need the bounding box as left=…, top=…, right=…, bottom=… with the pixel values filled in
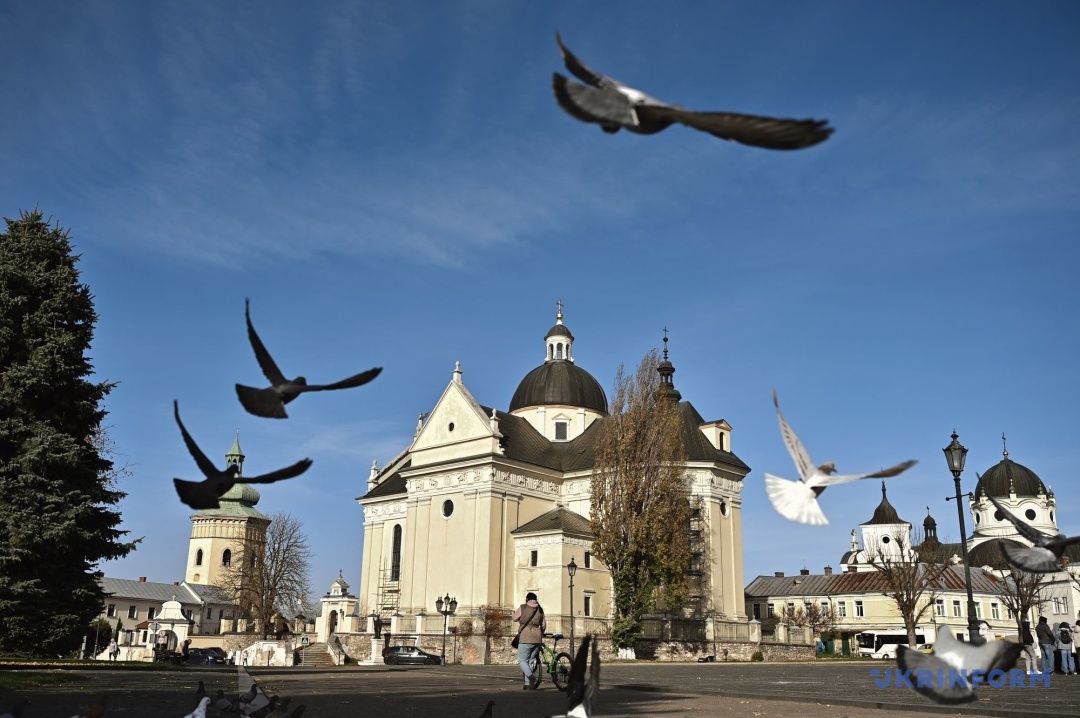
left=896, top=646, right=978, bottom=705
left=765, top=473, right=829, bottom=525
left=236, top=384, right=288, bottom=419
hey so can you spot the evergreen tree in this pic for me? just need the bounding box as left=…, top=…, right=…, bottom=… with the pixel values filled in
left=0, top=208, right=135, bottom=657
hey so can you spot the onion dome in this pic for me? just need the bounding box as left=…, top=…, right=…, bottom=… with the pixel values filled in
left=865, top=483, right=903, bottom=525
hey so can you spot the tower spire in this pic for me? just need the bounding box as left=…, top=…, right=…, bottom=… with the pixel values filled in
left=225, top=429, right=244, bottom=476
left=544, top=302, right=574, bottom=362
left=656, top=328, right=681, bottom=402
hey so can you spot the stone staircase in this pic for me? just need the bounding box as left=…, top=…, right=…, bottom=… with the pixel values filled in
left=296, top=642, right=335, bottom=667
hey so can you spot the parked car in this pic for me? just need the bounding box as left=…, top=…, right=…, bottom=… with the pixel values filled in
left=382, top=646, right=442, bottom=665
left=204, top=647, right=229, bottom=662
left=185, top=647, right=226, bottom=665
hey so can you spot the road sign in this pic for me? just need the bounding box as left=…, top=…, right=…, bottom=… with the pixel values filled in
left=301, top=637, right=309, bottom=645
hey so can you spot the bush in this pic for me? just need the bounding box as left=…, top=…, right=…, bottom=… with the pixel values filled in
left=751, top=651, right=764, bottom=662
left=612, top=617, right=642, bottom=650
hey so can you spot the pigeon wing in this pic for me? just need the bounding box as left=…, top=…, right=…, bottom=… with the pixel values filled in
left=812, top=460, right=918, bottom=488
left=554, top=74, right=639, bottom=129
left=244, top=458, right=313, bottom=485
left=896, top=645, right=976, bottom=705
left=302, top=367, right=383, bottom=393
left=246, top=298, right=288, bottom=387
left=174, top=401, right=221, bottom=478
left=173, top=478, right=223, bottom=511
left=563, top=636, right=591, bottom=715
left=978, top=476, right=1052, bottom=546
left=772, top=390, right=816, bottom=481
left=764, top=473, right=829, bottom=525
left=983, top=640, right=1023, bottom=674
left=1000, top=543, right=1061, bottom=573
left=235, top=384, right=288, bottom=419
left=584, top=634, right=600, bottom=717
left=556, top=33, right=619, bottom=89
left=639, top=108, right=833, bottom=150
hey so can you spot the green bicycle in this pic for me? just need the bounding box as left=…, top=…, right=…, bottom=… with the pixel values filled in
left=529, top=632, right=573, bottom=691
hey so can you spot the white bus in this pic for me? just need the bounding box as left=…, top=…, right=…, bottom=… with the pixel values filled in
left=856, top=630, right=927, bottom=659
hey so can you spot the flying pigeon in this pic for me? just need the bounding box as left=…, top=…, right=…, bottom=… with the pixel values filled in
left=976, top=474, right=1080, bottom=573
left=172, top=400, right=313, bottom=510
left=552, top=33, right=833, bottom=150
left=236, top=298, right=382, bottom=419
left=765, top=390, right=917, bottom=525
left=896, top=625, right=1022, bottom=705
left=547, top=635, right=600, bottom=718
left=181, top=696, right=211, bottom=718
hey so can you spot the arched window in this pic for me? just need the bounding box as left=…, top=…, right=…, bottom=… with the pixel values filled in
left=391, top=525, right=402, bottom=581
left=548, top=344, right=553, bottom=360
left=195, top=549, right=203, bottom=566
left=222, top=548, right=232, bottom=567
left=556, top=343, right=563, bottom=359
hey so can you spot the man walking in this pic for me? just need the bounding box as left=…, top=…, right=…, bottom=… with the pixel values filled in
left=1020, top=620, right=1039, bottom=674
left=1035, top=616, right=1056, bottom=675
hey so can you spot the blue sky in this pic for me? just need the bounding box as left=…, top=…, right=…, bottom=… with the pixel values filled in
left=3, top=1, right=1078, bottom=599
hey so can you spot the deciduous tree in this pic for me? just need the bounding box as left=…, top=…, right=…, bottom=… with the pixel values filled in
left=0, top=209, right=135, bottom=657
left=866, top=528, right=951, bottom=648
left=590, top=349, right=691, bottom=649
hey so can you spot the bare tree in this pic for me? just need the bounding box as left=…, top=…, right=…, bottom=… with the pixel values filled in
left=866, top=528, right=952, bottom=648
left=216, top=512, right=313, bottom=638
left=988, top=567, right=1050, bottom=636
left=778, top=601, right=839, bottom=639
left=590, top=349, right=691, bottom=649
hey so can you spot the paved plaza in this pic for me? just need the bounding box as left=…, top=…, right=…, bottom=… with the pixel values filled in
left=3, top=660, right=1079, bottom=717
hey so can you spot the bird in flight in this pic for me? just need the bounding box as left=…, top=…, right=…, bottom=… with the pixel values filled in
left=896, top=625, right=1022, bottom=705
left=976, top=474, right=1080, bottom=573
left=236, top=298, right=382, bottom=419
left=546, top=635, right=600, bottom=718
left=172, top=401, right=312, bottom=510
left=552, top=33, right=833, bottom=150
left=765, top=389, right=917, bottom=525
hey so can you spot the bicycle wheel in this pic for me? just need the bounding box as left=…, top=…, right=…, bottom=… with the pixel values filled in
left=551, top=652, right=573, bottom=691
left=529, top=652, right=542, bottom=688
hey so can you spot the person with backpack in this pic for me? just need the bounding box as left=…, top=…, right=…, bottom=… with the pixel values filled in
left=511, top=592, right=546, bottom=690
left=1035, top=616, right=1056, bottom=675
left=1056, top=621, right=1076, bottom=675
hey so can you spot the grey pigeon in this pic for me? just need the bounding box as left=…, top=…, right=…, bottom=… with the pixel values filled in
left=236, top=298, right=381, bottom=419
left=238, top=684, right=258, bottom=705
left=214, top=689, right=239, bottom=714
left=553, top=33, right=833, bottom=150
left=896, top=625, right=1022, bottom=705
left=977, top=474, right=1080, bottom=573
left=172, top=401, right=313, bottom=510
left=0, top=698, right=30, bottom=718
left=547, top=635, right=600, bottom=718
left=765, top=389, right=917, bottom=525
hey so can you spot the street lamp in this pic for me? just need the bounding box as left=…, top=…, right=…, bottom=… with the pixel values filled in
left=943, top=430, right=981, bottom=644
left=435, top=593, right=457, bottom=666
left=567, top=557, right=578, bottom=656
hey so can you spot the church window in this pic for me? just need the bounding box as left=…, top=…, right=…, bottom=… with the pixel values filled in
left=548, top=344, right=553, bottom=360
left=193, top=574, right=200, bottom=582
left=442, top=500, right=454, bottom=518
left=530, top=550, right=538, bottom=567
left=881, top=535, right=890, bottom=544
left=128, top=606, right=138, bottom=619
left=855, top=600, right=864, bottom=617
left=556, top=343, right=563, bottom=359
left=584, top=595, right=592, bottom=617
left=1024, top=508, right=1036, bottom=520
left=584, top=552, right=591, bottom=568
left=222, top=549, right=232, bottom=567
left=1050, top=510, right=1054, bottom=522
left=448, top=422, right=455, bottom=432
left=974, top=513, right=981, bottom=525
left=391, top=525, right=402, bottom=581
left=993, top=510, right=1003, bottom=522
left=555, top=421, right=567, bottom=440
left=107, top=604, right=116, bottom=618
left=719, top=501, right=729, bottom=517
left=195, top=549, right=203, bottom=566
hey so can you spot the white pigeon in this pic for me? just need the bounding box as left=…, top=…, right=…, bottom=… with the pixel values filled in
left=546, top=635, right=600, bottom=718
left=181, top=696, right=211, bottom=718
left=896, top=625, right=1022, bottom=705
left=977, top=473, right=1080, bottom=572
left=765, top=389, right=918, bottom=525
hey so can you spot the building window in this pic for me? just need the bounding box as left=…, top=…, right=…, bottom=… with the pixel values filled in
left=222, top=549, right=232, bottom=567
left=1052, top=597, right=1065, bottom=614
left=855, top=600, right=864, bottom=618
left=837, top=601, right=847, bottom=618
left=935, top=599, right=945, bottom=617
left=107, top=604, right=116, bottom=618
left=584, top=596, right=592, bottom=617
left=556, top=343, right=563, bottom=359
left=952, top=600, right=962, bottom=617
left=391, top=525, right=402, bottom=581
left=127, top=606, right=138, bottom=619
left=555, top=421, right=567, bottom=440
left=991, top=602, right=1000, bottom=620
left=206, top=608, right=213, bottom=620
left=442, top=500, right=454, bottom=518
left=766, top=603, right=775, bottom=617
left=140, top=630, right=147, bottom=644
left=530, top=550, right=538, bottom=567
left=753, top=603, right=761, bottom=619
left=820, top=601, right=829, bottom=613
left=195, top=548, right=203, bottom=566
left=974, top=602, right=983, bottom=618
left=584, top=552, right=591, bottom=569
left=147, top=607, right=156, bottom=620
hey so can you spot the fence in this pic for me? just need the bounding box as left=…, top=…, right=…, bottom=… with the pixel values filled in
left=640, top=618, right=707, bottom=641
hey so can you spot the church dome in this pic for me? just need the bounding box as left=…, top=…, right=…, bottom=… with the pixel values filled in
left=510, top=361, right=608, bottom=414
left=973, top=457, right=1047, bottom=499
left=220, top=483, right=261, bottom=505
left=864, top=484, right=904, bottom=525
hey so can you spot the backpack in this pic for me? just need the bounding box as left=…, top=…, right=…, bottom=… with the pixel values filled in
left=1061, top=627, right=1073, bottom=644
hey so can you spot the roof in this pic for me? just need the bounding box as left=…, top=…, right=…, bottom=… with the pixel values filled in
left=676, top=403, right=751, bottom=468
left=974, top=457, right=1048, bottom=499
left=864, top=484, right=904, bottom=525
left=509, top=361, right=608, bottom=414
left=745, top=565, right=1006, bottom=598
left=511, top=506, right=593, bottom=538
left=545, top=323, right=574, bottom=340
left=100, top=578, right=234, bottom=605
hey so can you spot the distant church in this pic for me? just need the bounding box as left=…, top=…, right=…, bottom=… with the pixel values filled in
left=357, top=306, right=751, bottom=624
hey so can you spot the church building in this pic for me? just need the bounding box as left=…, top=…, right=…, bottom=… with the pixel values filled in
left=358, top=307, right=751, bottom=626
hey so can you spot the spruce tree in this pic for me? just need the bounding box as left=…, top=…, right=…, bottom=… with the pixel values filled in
left=0, top=209, right=135, bottom=657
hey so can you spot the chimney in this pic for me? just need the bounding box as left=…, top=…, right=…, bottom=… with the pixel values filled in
left=774, top=571, right=785, bottom=578
left=824, top=566, right=833, bottom=575
left=138, top=577, right=147, bottom=582
left=800, top=569, right=810, bottom=576
left=173, top=581, right=180, bottom=585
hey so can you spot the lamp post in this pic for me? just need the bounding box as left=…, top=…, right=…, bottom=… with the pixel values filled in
left=435, top=593, right=457, bottom=666
left=943, top=430, right=981, bottom=644
left=567, top=557, right=578, bottom=656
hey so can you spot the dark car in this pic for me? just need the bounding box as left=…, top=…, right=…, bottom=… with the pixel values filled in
left=185, top=647, right=226, bottom=665
left=382, top=645, right=442, bottom=665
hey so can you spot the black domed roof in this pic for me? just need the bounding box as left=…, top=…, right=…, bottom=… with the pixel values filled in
left=967, top=539, right=1018, bottom=570
left=546, top=323, right=574, bottom=339
left=865, top=484, right=904, bottom=525
left=509, top=361, right=608, bottom=414
left=974, top=457, right=1047, bottom=499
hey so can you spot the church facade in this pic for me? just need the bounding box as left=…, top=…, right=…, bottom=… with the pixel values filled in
left=357, top=308, right=751, bottom=627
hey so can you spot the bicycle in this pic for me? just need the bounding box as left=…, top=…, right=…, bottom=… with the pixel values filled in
left=528, top=632, right=573, bottom=691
